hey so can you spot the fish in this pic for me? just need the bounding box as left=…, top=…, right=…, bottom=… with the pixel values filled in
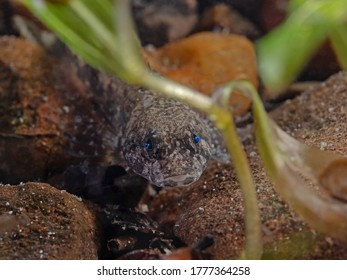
left=58, top=49, right=229, bottom=187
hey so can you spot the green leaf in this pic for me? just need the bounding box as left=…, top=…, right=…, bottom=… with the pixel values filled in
left=256, top=0, right=347, bottom=94
left=20, top=0, right=146, bottom=82
left=330, top=25, right=347, bottom=69
left=256, top=16, right=327, bottom=94
left=250, top=82, right=347, bottom=241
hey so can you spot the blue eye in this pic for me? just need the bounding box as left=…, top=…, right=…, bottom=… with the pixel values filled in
left=145, top=139, right=152, bottom=150
left=193, top=134, right=200, bottom=144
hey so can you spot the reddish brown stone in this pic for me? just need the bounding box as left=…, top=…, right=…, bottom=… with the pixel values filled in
left=0, top=182, right=102, bottom=259
left=143, top=32, right=258, bottom=116
left=0, top=36, right=117, bottom=184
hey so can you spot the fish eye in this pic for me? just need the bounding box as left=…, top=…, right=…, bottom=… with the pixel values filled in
left=193, top=134, right=200, bottom=144
left=145, top=139, right=153, bottom=151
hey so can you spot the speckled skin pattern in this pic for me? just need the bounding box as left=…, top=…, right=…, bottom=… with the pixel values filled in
left=96, top=82, right=229, bottom=187
left=123, top=89, right=220, bottom=187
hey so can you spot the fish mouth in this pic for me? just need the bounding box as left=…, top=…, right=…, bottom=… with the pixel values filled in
left=158, top=174, right=196, bottom=187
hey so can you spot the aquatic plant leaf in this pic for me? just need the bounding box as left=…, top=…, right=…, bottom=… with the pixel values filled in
left=20, top=0, right=146, bottom=82
left=252, top=88, right=347, bottom=241
left=262, top=231, right=316, bottom=260
left=319, top=159, right=347, bottom=202
left=330, top=25, right=347, bottom=70
left=257, top=0, right=347, bottom=93
left=215, top=80, right=347, bottom=241
left=256, top=16, right=326, bottom=94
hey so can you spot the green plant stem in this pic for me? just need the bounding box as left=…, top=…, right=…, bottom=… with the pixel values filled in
left=114, top=0, right=149, bottom=83
left=143, top=74, right=215, bottom=114
left=221, top=119, right=262, bottom=260
left=115, top=0, right=262, bottom=260
left=70, top=1, right=115, bottom=48
left=143, top=74, right=262, bottom=260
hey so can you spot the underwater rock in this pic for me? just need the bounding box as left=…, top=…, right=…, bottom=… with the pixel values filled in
left=0, top=182, right=102, bottom=259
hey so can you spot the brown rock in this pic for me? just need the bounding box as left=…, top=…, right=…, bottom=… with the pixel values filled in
left=0, top=36, right=116, bottom=184
left=148, top=72, right=347, bottom=259
left=196, top=4, right=260, bottom=39
left=0, top=182, right=102, bottom=259
left=102, top=205, right=175, bottom=259
left=199, top=0, right=263, bottom=23
left=259, top=0, right=289, bottom=32
left=132, top=0, right=198, bottom=47
left=144, top=32, right=258, bottom=116
left=0, top=0, right=14, bottom=35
